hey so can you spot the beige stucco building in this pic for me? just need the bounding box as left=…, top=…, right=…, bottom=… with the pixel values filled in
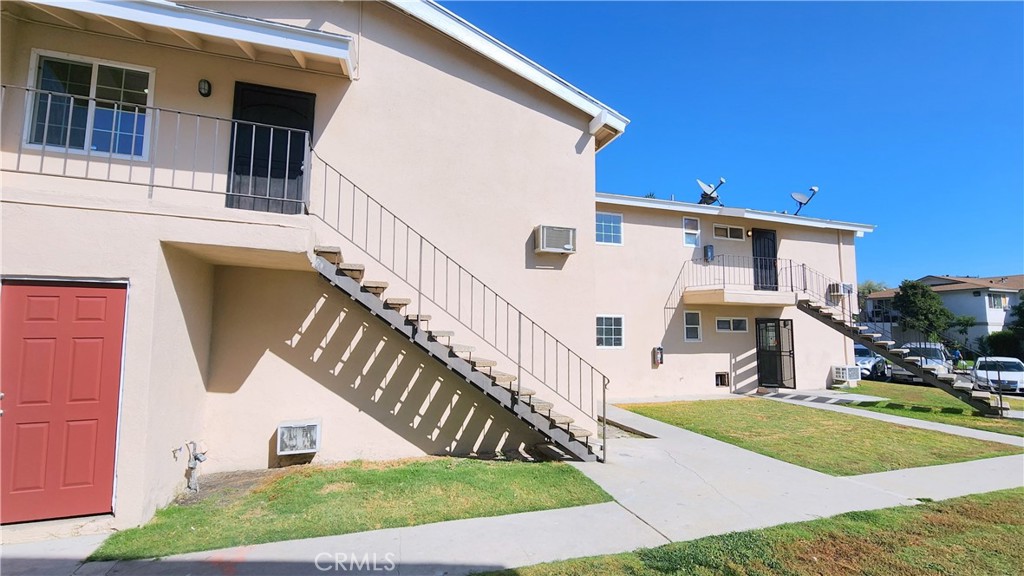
left=1, top=0, right=871, bottom=539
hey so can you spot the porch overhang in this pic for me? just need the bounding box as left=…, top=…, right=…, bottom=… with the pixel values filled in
left=683, top=288, right=797, bottom=307
left=11, top=0, right=353, bottom=76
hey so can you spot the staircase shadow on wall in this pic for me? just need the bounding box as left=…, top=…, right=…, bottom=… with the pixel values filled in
left=207, top=267, right=543, bottom=463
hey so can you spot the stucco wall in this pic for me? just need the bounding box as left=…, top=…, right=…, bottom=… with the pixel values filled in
left=204, top=266, right=544, bottom=473
left=593, top=202, right=857, bottom=400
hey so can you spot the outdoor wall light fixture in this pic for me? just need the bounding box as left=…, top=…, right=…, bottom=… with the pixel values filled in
left=198, top=79, right=212, bottom=98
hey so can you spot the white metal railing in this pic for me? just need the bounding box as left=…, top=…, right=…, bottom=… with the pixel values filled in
left=2, top=84, right=311, bottom=214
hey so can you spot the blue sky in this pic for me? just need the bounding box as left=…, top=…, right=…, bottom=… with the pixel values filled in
left=442, top=1, right=1023, bottom=288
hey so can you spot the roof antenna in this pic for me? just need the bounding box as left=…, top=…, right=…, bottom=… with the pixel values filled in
left=791, top=186, right=818, bottom=215
left=696, top=177, right=726, bottom=206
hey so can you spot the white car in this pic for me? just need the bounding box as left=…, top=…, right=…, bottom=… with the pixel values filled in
left=971, top=357, right=1024, bottom=394
left=891, top=342, right=950, bottom=384
left=854, top=344, right=888, bottom=380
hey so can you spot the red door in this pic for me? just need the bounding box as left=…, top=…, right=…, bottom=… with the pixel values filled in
left=1, top=283, right=126, bottom=524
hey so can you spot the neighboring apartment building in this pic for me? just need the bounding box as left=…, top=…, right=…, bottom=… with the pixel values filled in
left=864, top=275, right=1023, bottom=344
left=592, top=194, right=872, bottom=400
left=0, top=0, right=871, bottom=536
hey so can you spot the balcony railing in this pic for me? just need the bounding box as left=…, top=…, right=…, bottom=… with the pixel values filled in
left=682, top=254, right=805, bottom=293
left=1, top=85, right=310, bottom=214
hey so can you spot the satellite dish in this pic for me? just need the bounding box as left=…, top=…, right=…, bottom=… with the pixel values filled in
left=791, top=186, right=819, bottom=215
left=696, top=177, right=726, bottom=206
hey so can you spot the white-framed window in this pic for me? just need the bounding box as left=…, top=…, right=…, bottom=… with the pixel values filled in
left=596, top=315, right=624, bottom=348
left=988, top=293, right=1009, bottom=310
left=715, top=317, right=749, bottom=333
left=683, top=217, right=700, bottom=247
left=684, top=311, right=701, bottom=342
left=26, top=50, right=155, bottom=159
left=596, top=212, right=623, bottom=245
left=713, top=224, right=745, bottom=241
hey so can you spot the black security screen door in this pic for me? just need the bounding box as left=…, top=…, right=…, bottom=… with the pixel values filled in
left=751, top=229, right=778, bottom=291
left=755, top=318, right=796, bottom=388
left=228, top=82, right=315, bottom=215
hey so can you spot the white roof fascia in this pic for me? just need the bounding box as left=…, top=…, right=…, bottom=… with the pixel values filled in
left=595, top=193, right=876, bottom=235
left=32, top=0, right=353, bottom=74
left=385, top=0, right=629, bottom=146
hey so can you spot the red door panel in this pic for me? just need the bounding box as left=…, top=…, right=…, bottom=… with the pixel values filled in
left=2, top=283, right=126, bottom=524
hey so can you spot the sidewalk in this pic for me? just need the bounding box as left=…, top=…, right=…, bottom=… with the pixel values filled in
left=4, top=403, right=1022, bottom=576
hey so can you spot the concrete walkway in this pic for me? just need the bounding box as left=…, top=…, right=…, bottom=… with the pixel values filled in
left=5, top=401, right=1023, bottom=576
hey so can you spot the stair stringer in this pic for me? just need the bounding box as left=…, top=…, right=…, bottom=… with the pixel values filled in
left=313, top=257, right=599, bottom=461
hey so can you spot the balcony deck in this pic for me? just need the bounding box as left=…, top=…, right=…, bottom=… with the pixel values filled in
left=682, top=286, right=798, bottom=307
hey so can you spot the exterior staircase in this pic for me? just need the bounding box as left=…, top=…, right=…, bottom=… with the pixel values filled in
left=790, top=272, right=1009, bottom=417
left=311, top=246, right=600, bottom=461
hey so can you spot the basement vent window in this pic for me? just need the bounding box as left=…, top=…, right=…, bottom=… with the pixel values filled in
left=277, top=419, right=322, bottom=455
left=715, top=372, right=730, bottom=388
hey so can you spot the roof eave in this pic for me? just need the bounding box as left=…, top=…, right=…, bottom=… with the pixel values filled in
left=385, top=0, right=629, bottom=149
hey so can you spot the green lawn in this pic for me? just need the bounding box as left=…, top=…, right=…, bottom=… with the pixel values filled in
left=620, top=398, right=1022, bottom=476
left=480, top=488, right=1024, bottom=576
left=89, top=458, right=611, bottom=561
left=851, top=380, right=1024, bottom=437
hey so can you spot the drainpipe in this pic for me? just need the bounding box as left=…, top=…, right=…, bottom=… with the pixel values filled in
left=186, top=441, right=208, bottom=492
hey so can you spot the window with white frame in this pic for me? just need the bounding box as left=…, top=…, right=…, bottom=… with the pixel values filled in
left=716, top=317, right=748, bottom=333
left=596, top=212, right=623, bottom=245
left=596, top=315, right=624, bottom=348
left=684, top=311, right=701, bottom=342
left=683, top=217, right=700, bottom=247
left=713, top=224, right=744, bottom=241
left=988, top=293, right=1009, bottom=310
left=28, top=52, right=154, bottom=157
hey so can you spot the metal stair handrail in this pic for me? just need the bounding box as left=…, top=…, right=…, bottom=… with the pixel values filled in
left=306, top=149, right=608, bottom=451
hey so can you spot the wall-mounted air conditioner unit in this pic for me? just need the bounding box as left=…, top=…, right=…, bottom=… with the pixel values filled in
left=276, top=419, right=322, bottom=455
left=832, top=365, right=860, bottom=383
left=534, top=225, right=576, bottom=254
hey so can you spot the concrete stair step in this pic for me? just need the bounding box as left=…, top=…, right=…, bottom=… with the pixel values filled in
left=547, top=412, right=574, bottom=425
left=363, top=280, right=389, bottom=296
left=384, top=298, right=411, bottom=311
left=874, top=340, right=896, bottom=348
left=488, top=371, right=517, bottom=384
left=890, top=348, right=909, bottom=356
left=531, top=399, right=554, bottom=412
left=952, top=381, right=974, bottom=391
left=904, top=356, right=923, bottom=365
left=937, top=374, right=957, bottom=383
left=314, top=246, right=343, bottom=265
left=430, top=330, right=455, bottom=342
left=921, top=365, right=942, bottom=373
left=336, top=263, right=365, bottom=282
left=494, top=381, right=534, bottom=397
left=971, top=391, right=991, bottom=401
left=860, top=333, right=882, bottom=339
left=449, top=343, right=475, bottom=354
left=469, top=357, right=498, bottom=370
left=854, top=325, right=871, bottom=332
left=406, top=314, right=431, bottom=324
left=990, top=399, right=1011, bottom=410
left=568, top=426, right=593, bottom=439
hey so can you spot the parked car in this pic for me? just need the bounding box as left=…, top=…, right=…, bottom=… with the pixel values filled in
left=891, top=342, right=950, bottom=384
left=854, top=344, right=888, bottom=380
left=971, top=357, right=1024, bottom=394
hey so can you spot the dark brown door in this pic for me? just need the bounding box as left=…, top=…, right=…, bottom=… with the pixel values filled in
left=1, top=283, right=126, bottom=524
left=752, top=229, right=778, bottom=291
left=228, top=82, right=316, bottom=215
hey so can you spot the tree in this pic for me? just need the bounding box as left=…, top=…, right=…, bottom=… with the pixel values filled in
left=891, top=280, right=953, bottom=340
left=950, top=314, right=976, bottom=346
left=982, top=330, right=1023, bottom=361
left=1005, top=295, right=1024, bottom=339
left=857, top=280, right=888, bottom=312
